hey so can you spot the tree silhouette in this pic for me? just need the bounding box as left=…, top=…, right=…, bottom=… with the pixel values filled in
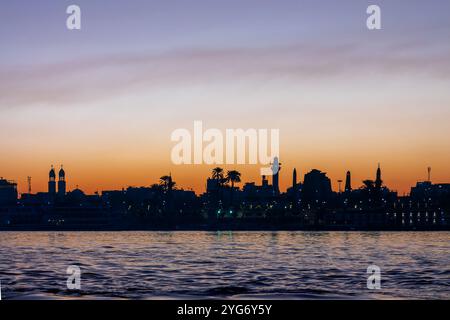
left=211, top=167, right=225, bottom=205
left=226, top=170, right=241, bottom=214
left=159, top=175, right=175, bottom=193
left=226, top=170, right=241, bottom=189
left=362, top=179, right=375, bottom=190
left=212, top=167, right=224, bottom=181
left=361, top=179, right=375, bottom=203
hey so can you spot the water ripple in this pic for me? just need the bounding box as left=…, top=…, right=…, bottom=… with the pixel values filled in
left=0, top=231, right=449, bottom=299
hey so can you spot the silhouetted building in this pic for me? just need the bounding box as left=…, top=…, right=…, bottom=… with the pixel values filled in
left=242, top=174, right=275, bottom=203
left=292, top=168, right=297, bottom=189
left=58, top=166, right=66, bottom=197
left=287, top=168, right=302, bottom=207
left=262, top=175, right=269, bottom=188
left=272, top=157, right=281, bottom=195
left=0, top=178, right=17, bottom=205
left=2, top=163, right=450, bottom=230
left=411, top=181, right=450, bottom=201
left=243, top=181, right=273, bottom=199
left=20, top=192, right=52, bottom=206
left=48, top=166, right=56, bottom=196
left=345, top=171, right=352, bottom=192
left=375, top=164, right=382, bottom=190
left=66, top=188, right=86, bottom=203
left=102, top=189, right=127, bottom=209
left=302, top=169, right=332, bottom=204
left=410, top=181, right=433, bottom=200
left=206, top=178, right=220, bottom=194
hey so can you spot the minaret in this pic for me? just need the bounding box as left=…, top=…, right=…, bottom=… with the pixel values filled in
left=292, top=168, right=297, bottom=189
left=58, top=165, right=66, bottom=197
left=345, top=171, right=352, bottom=192
left=48, top=165, right=56, bottom=195
left=375, top=163, right=382, bottom=190
left=272, top=157, right=281, bottom=195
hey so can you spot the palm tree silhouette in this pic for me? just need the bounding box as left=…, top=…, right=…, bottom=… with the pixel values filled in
left=361, top=179, right=375, bottom=203
left=226, top=170, right=241, bottom=212
left=211, top=167, right=224, bottom=181
left=159, top=175, right=175, bottom=193
left=211, top=167, right=225, bottom=203
left=362, top=179, right=374, bottom=191
left=226, top=170, right=241, bottom=190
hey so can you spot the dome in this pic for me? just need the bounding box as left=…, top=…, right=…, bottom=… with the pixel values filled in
left=59, top=166, right=65, bottom=178
left=71, top=188, right=85, bottom=197
left=69, top=188, right=85, bottom=201
left=49, top=166, right=56, bottom=178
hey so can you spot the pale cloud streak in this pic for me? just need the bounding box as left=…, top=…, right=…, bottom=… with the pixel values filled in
left=1, top=40, right=450, bottom=109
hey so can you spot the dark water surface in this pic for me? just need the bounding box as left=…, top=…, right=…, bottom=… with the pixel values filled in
left=0, top=231, right=449, bottom=299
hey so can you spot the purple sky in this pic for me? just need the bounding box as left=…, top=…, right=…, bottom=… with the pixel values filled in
left=2, top=0, right=450, bottom=66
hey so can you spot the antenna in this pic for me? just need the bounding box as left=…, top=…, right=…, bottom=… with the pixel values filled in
left=27, top=176, right=32, bottom=194
left=427, top=167, right=431, bottom=182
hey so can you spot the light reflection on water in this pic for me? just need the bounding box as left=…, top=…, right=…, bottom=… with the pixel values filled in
left=0, top=231, right=449, bottom=299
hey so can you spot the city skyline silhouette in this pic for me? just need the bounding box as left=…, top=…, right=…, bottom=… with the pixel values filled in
left=1, top=0, right=450, bottom=303
left=0, top=164, right=447, bottom=196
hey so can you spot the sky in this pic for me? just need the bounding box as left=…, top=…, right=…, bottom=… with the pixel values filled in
left=1, top=0, right=450, bottom=195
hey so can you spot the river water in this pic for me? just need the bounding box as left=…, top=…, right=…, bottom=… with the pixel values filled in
left=0, top=231, right=449, bottom=299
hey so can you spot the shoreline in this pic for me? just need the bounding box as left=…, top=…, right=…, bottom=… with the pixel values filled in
left=1, top=225, right=450, bottom=232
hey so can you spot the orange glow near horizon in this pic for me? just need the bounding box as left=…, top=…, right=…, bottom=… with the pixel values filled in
left=3, top=146, right=450, bottom=196
left=2, top=94, right=450, bottom=196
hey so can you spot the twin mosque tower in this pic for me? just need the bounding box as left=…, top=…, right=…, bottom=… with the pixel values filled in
left=48, top=165, right=66, bottom=197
